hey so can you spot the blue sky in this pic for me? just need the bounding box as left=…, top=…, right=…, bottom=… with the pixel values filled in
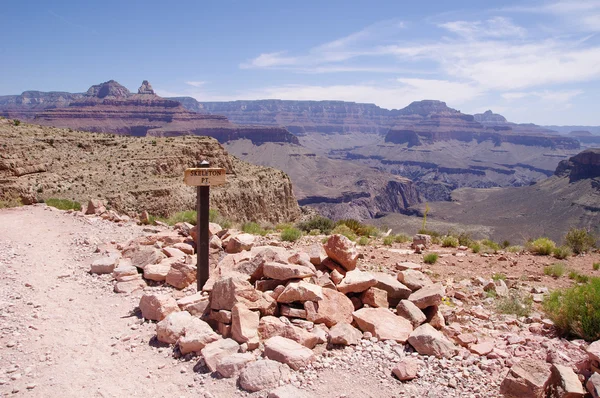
left=3, top=0, right=600, bottom=125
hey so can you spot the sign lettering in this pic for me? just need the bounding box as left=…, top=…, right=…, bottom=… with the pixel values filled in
left=184, top=167, right=227, bottom=186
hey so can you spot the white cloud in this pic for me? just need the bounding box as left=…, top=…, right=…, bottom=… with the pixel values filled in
left=502, top=89, right=583, bottom=102
left=185, top=81, right=206, bottom=88
left=438, top=17, right=527, bottom=38
left=240, top=52, right=298, bottom=69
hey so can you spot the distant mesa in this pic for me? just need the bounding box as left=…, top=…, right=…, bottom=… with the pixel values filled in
left=473, top=110, right=507, bottom=124
left=555, top=148, right=600, bottom=182
left=138, top=80, right=155, bottom=95
left=569, top=130, right=593, bottom=137
left=86, top=80, right=131, bottom=99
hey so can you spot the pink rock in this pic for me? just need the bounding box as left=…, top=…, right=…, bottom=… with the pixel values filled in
left=258, top=316, right=319, bottom=348
left=178, top=318, right=220, bottom=354
left=90, top=254, right=120, bottom=274
left=226, top=233, right=255, bottom=254
left=500, top=359, right=552, bottom=398
left=238, top=359, right=291, bottom=393
left=263, top=336, right=315, bottom=370
left=392, top=358, right=419, bottom=381
left=162, top=247, right=186, bottom=259
left=277, top=281, right=323, bottom=303
left=210, top=276, right=276, bottom=315
left=139, top=293, right=179, bottom=321
left=176, top=293, right=209, bottom=317
left=353, top=308, right=413, bottom=343
left=407, top=324, right=457, bottom=358
left=397, top=269, right=433, bottom=292
left=305, top=288, right=354, bottom=327
left=172, top=242, right=194, bottom=255
left=144, top=258, right=177, bottom=282
left=165, top=259, right=197, bottom=289
left=201, top=338, right=240, bottom=372
left=336, top=269, right=377, bottom=294
left=372, top=272, right=412, bottom=307
left=215, top=353, right=255, bottom=378
left=231, top=303, right=260, bottom=349
left=329, top=322, right=362, bottom=345
left=396, top=300, right=426, bottom=327
left=156, top=311, right=192, bottom=344
left=469, top=341, right=494, bottom=356
left=360, top=287, right=388, bottom=308
left=408, top=283, right=445, bottom=309
left=263, top=262, right=315, bottom=280
left=323, top=234, right=359, bottom=271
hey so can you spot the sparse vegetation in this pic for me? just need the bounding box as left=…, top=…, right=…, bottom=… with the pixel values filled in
left=496, top=291, right=532, bottom=317
left=441, top=236, right=459, bottom=248
left=527, top=237, right=556, bottom=255
left=275, top=223, right=293, bottom=231
left=481, top=239, right=500, bottom=253
left=357, top=236, right=369, bottom=246
left=564, top=227, right=596, bottom=254
left=423, top=253, right=438, bottom=264
left=594, top=263, right=600, bottom=271
left=394, top=233, right=410, bottom=243
left=331, top=224, right=357, bottom=241
left=280, top=227, right=302, bottom=242
left=470, top=242, right=481, bottom=254
left=242, top=222, right=269, bottom=236
left=553, top=246, right=572, bottom=260
left=45, top=198, right=82, bottom=211
left=492, top=272, right=507, bottom=281
left=308, top=229, right=320, bottom=236
left=13, top=119, right=20, bottom=126
left=383, top=236, right=394, bottom=246
left=543, top=277, right=600, bottom=341
left=506, top=245, right=523, bottom=253
left=0, top=196, right=24, bottom=209
left=544, top=263, right=566, bottom=278
left=297, top=216, right=334, bottom=235
left=335, top=219, right=379, bottom=237
left=501, top=240, right=511, bottom=249
left=457, top=232, right=474, bottom=247
left=568, top=270, right=590, bottom=284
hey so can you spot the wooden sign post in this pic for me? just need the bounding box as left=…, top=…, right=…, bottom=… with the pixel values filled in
left=183, top=161, right=226, bottom=291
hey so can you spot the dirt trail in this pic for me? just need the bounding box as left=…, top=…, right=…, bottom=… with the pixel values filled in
left=0, top=205, right=202, bottom=397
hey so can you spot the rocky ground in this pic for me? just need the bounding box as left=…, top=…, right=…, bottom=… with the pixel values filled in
left=1, top=204, right=599, bottom=397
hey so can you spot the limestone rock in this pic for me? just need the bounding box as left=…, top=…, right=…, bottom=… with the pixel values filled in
left=211, top=276, right=276, bottom=315
left=215, top=352, right=255, bottom=378
left=85, top=199, right=105, bottom=215
left=587, top=340, right=600, bottom=363
left=412, top=234, right=432, bottom=248
left=397, top=269, right=433, bottom=292
left=408, top=283, right=445, bottom=309
left=165, top=259, right=196, bottom=289
left=201, top=338, right=240, bottom=372
left=499, top=359, right=552, bottom=398
left=336, top=269, right=377, bottom=294
left=587, top=372, right=600, bottom=398
left=277, top=281, right=323, bottom=303
left=178, top=317, right=220, bottom=354
left=90, top=254, right=120, bottom=274
left=231, top=303, right=260, bottom=349
left=305, top=288, right=354, bottom=327
left=263, top=336, right=315, bottom=370
left=372, top=272, right=412, bottom=307
left=114, top=277, right=146, bottom=293
left=176, top=292, right=209, bottom=317
left=396, top=262, right=422, bottom=271
left=258, top=316, right=319, bottom=349
left=323, top=234, right=359, bottom=271
left=407, top=323, right=457, bottom=358
left=144, top=258, right=176, bottom=282
left=308, top=244, right=326, bottom=266
left=162, top=247, right=186, bottom=259
left=263, top=262, right=315, bottom=280
left=396, top=300, right=427, bottom=327
left=139, top=293, right=179, bottom=321
left=122, top=245, right=165, bottom=270
left=549, top=364, right=586, bottom=397
left=360, top=287, right=388, bottom=308
left=268, top=384, right=314, bottom=398
left=172, top=242, right=194, bottom=255
left=392, top=358, right=419, bottom=381
left=226, top=233, right=255, bottom=254
left=352, top=308, right=413, bottom=342
left=156, top=311, right=192, bottom=344
left=238, top=359, right=291, bottom=393
left=329, top=322, right=362, bottom=345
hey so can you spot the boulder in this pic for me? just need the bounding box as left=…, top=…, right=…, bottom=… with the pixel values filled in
left=114, top=277, right=146, bottom=293
left=323, top=234, right=359, bottom=271
left=548, top=364, right=586, bottom=397
left=408, top=283, right=445, bottom=309
left=143, top=259, right=174, bottom=282
left=176, top=292, right=209, bottom=317
left=162, top=247, right=186, bottom=259
left=499, top=359, right=552, bottom=398
left=215, top=352, right=255, bottom=378
left=336, top=269, right=377, bottom=294
left=412, top=234, right=431, bottom=248
left=172, top=242, right=194, bottom=255
left=211, top=276, right=276, bottom=315
left=231, top=303, right=260, bottom=349
left=263, top=336, right=315, bottom=370
left=396, top=300, right=426, bottom=327
left=469, top=341, right=494, bottom=356
left=268, top=384, right=314, bottom=398
left=122, top=245, right=165, bottom=270
left=353, top=308, right=413, bottom=342
left=156, top=311, right=193, bottom=344
left=392, top=358, right=419, bottom=381
left=397, top=269, right=433, bottom=292
left=139, top=293, right=179, bottom=321
left=263, top=262, right=315, bottom=280
left=112, top=260, right=137, bottom=280
left=407, top=323, right=457, bottom=358
left=305, top=288, right=354, bottom=327
left=587, top=340, right=600, bottom=363
left=277, top=281, right=324, bottom=303
left=424, top=306, right=445, bottom=329
left=372, top=272, right=412, bottom=307
left=258, top=316, right=319, bottom=349
left=178, top=318, right=220, bottom=354
left=90, top=254, right=120, bottom=274
left=308, top=244, right=326, bottom=266
left=226, top=233, right=255, bottom=254
left=329, top=322, right=362, bottom=345
left=85, top=199, right=105, bottom=215
left=201, top=338, right=240, bottom=372
left=587, top=373, right=600, bottom=398
left=238, top=359, right=291, bottom=393
left=396, top=262, right=422, bottom=271
left=165, top=259, right=196, bottom=289
left=360, top=287, right=388, bottom=308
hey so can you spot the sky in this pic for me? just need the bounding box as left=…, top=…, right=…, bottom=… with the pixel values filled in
left=3, top=0, right=600, bottom=125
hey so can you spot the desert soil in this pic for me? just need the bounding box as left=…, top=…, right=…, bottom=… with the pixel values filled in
left=1, top=205, right=598, bottom=397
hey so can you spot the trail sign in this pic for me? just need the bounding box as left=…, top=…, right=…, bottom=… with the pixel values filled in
left=184, top=167, right=226, bottom=187
left=184, top=161, right=227, bottom=291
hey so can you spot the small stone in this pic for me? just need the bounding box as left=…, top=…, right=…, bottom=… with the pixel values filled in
left=329, top=323, right=362, bottom=345
left=216, top=353, right=255, bottom=378
left=201, top=338, right=240, bottom=372
left=263, top=336, right=315, bottom=370
left=392, top=358, right=419, bottom=381
left=238, top=359, right=291, bottom=393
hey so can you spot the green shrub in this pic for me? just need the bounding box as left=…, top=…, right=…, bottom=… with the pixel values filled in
left=568, top=270, right=590, bottom=284
left=564, top=228, right=596, bottom=254
left=335, top=219, right=379, bottom=237
left=470, top=242, right=481, bottom=253
left=394, top=233, right=410, bottom=243
left=492, top=273, right=507, bottom=281
left=45, top=198, right=82, bottom=211
left=242, top=222, right=268, bottom=236
left=331, top=225, right=357, bottom=241
left=208, top=209, right=231, bottom=228
left=357, top=236, right=369, bottom=246
left=501, top=240, right=511, bottom=249
left=423, top=253, right=439, bottom=264
left=506, top=245, right=523, bottom=253
left=308, top=229, right=321, bottom=236
left=0, top=196, right=23, bottom=209
left=594, top=263, right=600, bottom=271
left=481, top=239, right=500, bottom=253
left=543, top=277, right=600, bottom=340
left=528, top=237, right=556, bottom=255
left=544, top=263, right=566, bottom=278
left=383, top=236, right=394, bottom=246
left=418, top=228, right=440, bottom=238
left=164, top=210, right=197, bottom=225
left=497, top=291, right=532, bottom=317
left=553, top=246, right=572, bottom=260
left=441, top=236, right=459, bottom=248
left=13, top=119, right=20, bottom=126
left=275, top=223, right=293, bottom=231
left=297, top=216, right=334, bottom=235
left=281, top=227, right=302, bottom=242
left=457, top=232, right=473, bottom=247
